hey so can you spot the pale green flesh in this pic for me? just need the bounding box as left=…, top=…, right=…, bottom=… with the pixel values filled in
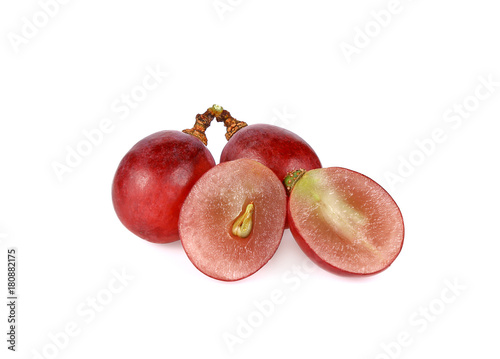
left=293, top=171, right=379, bottom=256
left=289, top=167, right=408, bottom=275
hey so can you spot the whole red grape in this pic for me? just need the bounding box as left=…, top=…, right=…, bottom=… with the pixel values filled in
left=221, top=124, right=321, bottom=182
left=112, top=130, right=215, bottom=243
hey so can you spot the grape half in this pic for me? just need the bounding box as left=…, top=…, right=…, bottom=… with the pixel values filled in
left=288, top=167, right=404, bottom=275
left=179, top=159, right=287, bottom=281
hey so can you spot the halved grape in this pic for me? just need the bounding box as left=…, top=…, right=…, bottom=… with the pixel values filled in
left=179, top=159, right=287, bottom=281
left=288, top=167, right=404, bottom=275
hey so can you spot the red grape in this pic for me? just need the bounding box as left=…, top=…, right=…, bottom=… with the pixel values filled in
left=112, top=130, right=215, bottom=243
left=221, top=124, right=322, bottom=182
left=287, top=167, right=404, bottom=275
left=179, top=159, right=287, bottom=281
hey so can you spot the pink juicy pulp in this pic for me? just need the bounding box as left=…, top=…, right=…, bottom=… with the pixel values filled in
left=179, top=159, right=287, bottom=281
left=112, top=131, right=215, bottom=243
left=220, top=124, right=322, bottom=181
left=289, top=168, right=404, bottom=275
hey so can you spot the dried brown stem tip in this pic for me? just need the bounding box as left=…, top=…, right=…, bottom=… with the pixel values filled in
left=183, top=105, right=223, bottom=145
left=214, top=106, right=248, bottom=141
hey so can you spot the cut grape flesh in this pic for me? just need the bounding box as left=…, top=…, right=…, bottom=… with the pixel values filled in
left=179, top=159, right=287, bottom=281
left=288, top=167, right=404, bottom=275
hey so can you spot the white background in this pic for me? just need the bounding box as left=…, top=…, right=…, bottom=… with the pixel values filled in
left=1, top=0, right=499, bottom=358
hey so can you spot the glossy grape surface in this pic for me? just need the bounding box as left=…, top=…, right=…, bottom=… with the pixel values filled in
left=220, top=124, right=321, bottom=182
left=112, top=131, right=215, bottom=243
